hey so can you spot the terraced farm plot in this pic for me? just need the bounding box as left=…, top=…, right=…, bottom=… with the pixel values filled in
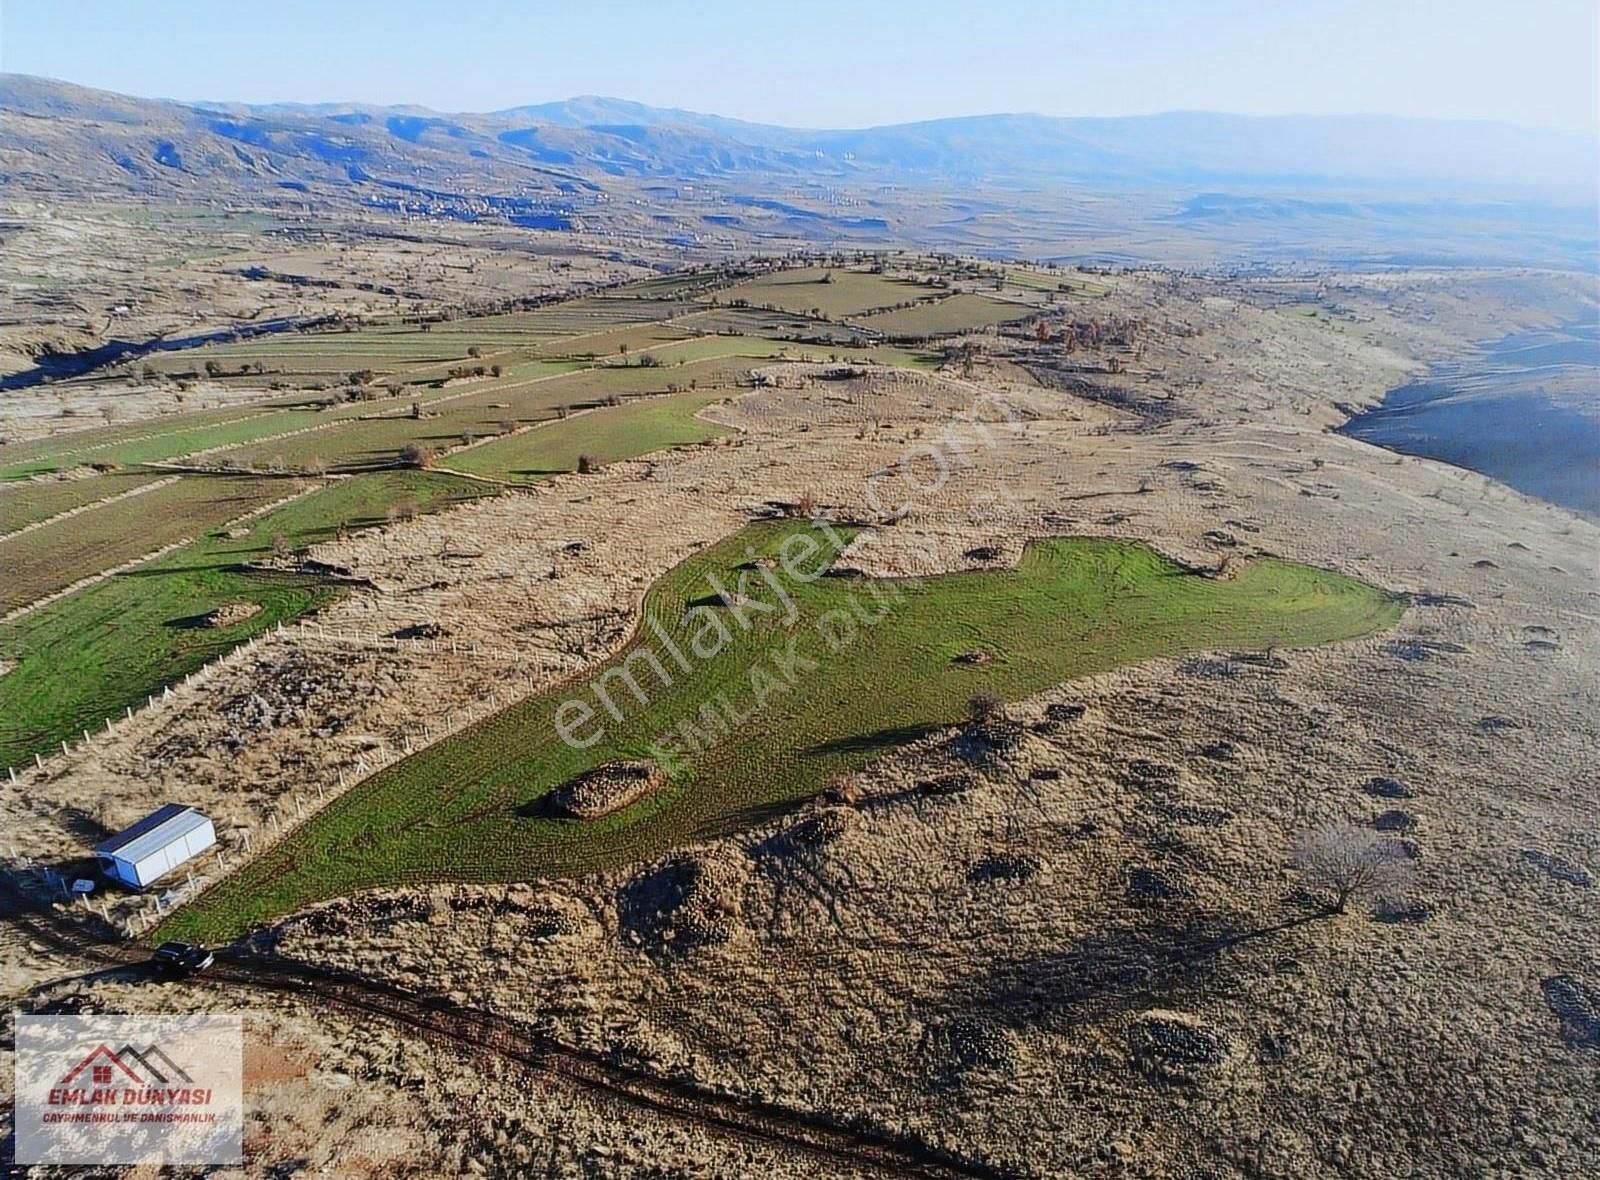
left=726, top=268, right=932, bottom=317
left=210, top=357, right=756, bottom=471
left=853, top=292, right=1035, bottom=337
left=598, top=272, right=725, bottom=299
left=626, top=335, right=793, bottom=365
left=166, top=521, right=1402, bottom=941
left=440, top=391, right=732, bottom=482
left=522, top=356, right=756, bottom=404
left=0, top=472, right=170, bottom=535
left=1004, top=268, right=1111, bottom=297
left=0, top=405, right=312, bottom=479
left=0, top=475, right=287, bottom=614
left=142, top=297, right=689, bottom=387
left=451, top=298, right=689, bottom=341
left=394, top=356, right=591, bottom=389
left=676, top=305, right=865, bottom=342
left=534, top=321, right=695, bottom=360
left=0, top=471, right=493, bottom=768
left=636, top=336, right=945, bottom=371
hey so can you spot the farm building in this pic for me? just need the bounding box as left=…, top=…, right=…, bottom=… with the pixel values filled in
left=94, top=805, right=216, bottom=890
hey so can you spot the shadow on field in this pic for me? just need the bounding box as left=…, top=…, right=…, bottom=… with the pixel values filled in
left=693, top=797, right=803, bottom=842
left=805, top=722, right=942, bottom=758
left=949, top=912, right=1322, bottom=1032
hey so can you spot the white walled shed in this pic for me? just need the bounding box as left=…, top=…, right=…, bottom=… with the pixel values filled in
left=94, top=805, right=216, bottom=890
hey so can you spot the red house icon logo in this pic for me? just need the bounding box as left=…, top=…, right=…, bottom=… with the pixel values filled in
left=59, top=1042, right=193, bottom=1087
left=61, top=1044, right=143, bottom=1087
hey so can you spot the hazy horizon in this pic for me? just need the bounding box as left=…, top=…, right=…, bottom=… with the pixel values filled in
left=2, top=0, right=1596, bottom=134
left=10, top=69, right=1600, bottom=141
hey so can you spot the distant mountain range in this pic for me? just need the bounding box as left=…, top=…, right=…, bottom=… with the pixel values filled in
left=6, top=74, right=1594, bottom=197
left=3, top=74, right=1595, bottom=267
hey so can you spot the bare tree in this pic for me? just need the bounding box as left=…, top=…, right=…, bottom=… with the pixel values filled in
left=401, top=442, right=435, bottom=468
left=1292, top=823, right=1413, bottom=914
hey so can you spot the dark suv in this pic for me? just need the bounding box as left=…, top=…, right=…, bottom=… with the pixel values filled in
left=151, top=941, right=215, bottom=976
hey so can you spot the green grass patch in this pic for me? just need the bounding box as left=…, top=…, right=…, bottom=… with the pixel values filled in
left=440, top=391, right=732, bottom=483
left=853, top=293, right=1035, bottom=337
left=0, top=473, right=169, bottom=534
left=165, top=522, right=1401, bottom=942
left=0, top=407, right=344, bottom=479
left=0, top=471, right=493, bottom=769
left=726, top=268, right=929, bottom=317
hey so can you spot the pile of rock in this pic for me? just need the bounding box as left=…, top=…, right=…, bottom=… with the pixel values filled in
left=201, top=601, right=262, bottom=628
left=549, top=760, right=665, bottom=819
left=619, top=853, right=739, bottom=952
left=1127, top=1010, right=1234, bottom=1082
left=920, top=1017, right=1016, bottom=1082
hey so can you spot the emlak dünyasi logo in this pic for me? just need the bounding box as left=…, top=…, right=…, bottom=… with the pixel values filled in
left=15, top=1015, right=242, bottom=1164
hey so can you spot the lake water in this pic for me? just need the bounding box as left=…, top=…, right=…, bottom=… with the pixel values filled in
left=1339, top=322, right=1600, bottom=516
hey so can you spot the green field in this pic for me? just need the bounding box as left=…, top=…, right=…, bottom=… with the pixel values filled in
left=0, top=406, right=294, bottom=479
left=853, top=292, right=1035, bottom=337
left=440, top=391, right=732, bottom=482
left=0, top=471, right=494, bottom=769
left=725, top=267, right=931, bottom=317
left=164, top=521, right=1402, bottom=942
left=1004, top=268, right=1112, bottom=297
left=209, top=356, right=756, bottom=472
left=0, top=472, right=169, bottom=534
left=0, top=476, right=287, bottom=614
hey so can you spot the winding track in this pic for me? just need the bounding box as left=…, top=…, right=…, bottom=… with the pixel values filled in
left=1, top=878, right=1017, bottom=1180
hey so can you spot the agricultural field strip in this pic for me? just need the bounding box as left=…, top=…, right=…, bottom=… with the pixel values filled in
left=6, top=287, right=915, bottom=476
left=0, top=406, right=282, bottom=475
left=0, top=474, right=178, bottom=540
left=0, top=477, right=287, bottom=611
left=849, top=292, right=1038, bottom=337
left=722, top=267, right=940, bottom=318
left=437, top=390, right=734, bottom=482
left=0, top=477, right=301, bottom=621
left=17, top=303, right=712, bottom=469
left=427, top=403, right=604, bottom=471
left=168, top=363, right=615, bottom=469
left=0, top=532, right=202, bottom=629
left=218, top=355, right=775, bottom=467
left=166, top=522, right=1403, bottom=941
left=0, top=474, right=486, bottom=770
left=199, top=338, right=798, bottom=469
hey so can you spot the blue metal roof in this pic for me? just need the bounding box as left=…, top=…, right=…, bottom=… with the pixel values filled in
left=94, top=805, right=210, bottom=863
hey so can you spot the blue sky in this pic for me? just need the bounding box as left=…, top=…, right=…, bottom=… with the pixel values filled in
left=2, top=0, right=1595, bottom=132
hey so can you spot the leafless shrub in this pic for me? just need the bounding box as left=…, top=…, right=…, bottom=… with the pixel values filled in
left=1292, top=822, right=1414, bottom=914
left=965, top=690, right=1006, bottom=725
left=401, top=442, right=435, bottom=468
left=576, top=453, right=600, bottom=474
